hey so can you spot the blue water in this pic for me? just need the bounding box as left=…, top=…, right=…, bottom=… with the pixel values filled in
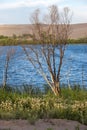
left=0, top=44, right=87, bottom=88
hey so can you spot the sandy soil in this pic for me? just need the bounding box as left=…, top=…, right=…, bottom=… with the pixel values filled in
left=0, top=23, right=87, bottom=39
left=0, top=119, right=87, bottom=130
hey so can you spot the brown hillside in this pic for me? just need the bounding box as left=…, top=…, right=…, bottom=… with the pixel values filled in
left=0, top=23, right=87, bottom=39
left=70, top=23, right=87, bottom=39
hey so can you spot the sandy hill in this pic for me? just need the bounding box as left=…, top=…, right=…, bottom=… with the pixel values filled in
left=0, top=23, right=87, bottom=39
left=70, top=23, right=87, bottom=39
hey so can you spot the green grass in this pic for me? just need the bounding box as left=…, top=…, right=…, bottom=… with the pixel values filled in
left=0, top=35, right=87, bottom=46
left=0, top=85, right=87, bottom=125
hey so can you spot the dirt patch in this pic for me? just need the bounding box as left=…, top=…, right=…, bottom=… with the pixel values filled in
left=0, top=119, right=87, bottom=130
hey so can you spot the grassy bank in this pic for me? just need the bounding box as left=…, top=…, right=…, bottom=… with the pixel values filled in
left=0, top=35, right=87, bottom=46
left=0, top=35, right=35, bottom=46
left=68, top=37, right=87, bottom=44
left=0, top=85, right=87, bottom=125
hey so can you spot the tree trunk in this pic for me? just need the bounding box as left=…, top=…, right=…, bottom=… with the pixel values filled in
left=3, top=58, right=8, bottom=88
left=53, top=81, right=61, bottom=96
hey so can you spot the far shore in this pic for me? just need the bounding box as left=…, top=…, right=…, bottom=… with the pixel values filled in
left=0, top=23, right=87, bottom=39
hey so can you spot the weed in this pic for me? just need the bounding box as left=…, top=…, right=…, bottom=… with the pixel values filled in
left=75, top=125, right=80, bottom=130
left=46, top=128, right=53, bottom=130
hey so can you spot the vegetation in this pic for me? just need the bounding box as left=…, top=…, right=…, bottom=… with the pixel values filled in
left=3, top=47, right=16, bottom=88
left=0, top=5, right=87, bottom=128
left=0, top=85, right=87, bottom=125
left=0, top=34, right=87, bottom=46
left=68, top=37, right=87, bottom=44
left=22, top=5, right=72, bottom=96
left=0, top=35, right=35, bottom=46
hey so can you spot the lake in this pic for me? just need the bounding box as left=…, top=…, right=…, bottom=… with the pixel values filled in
left=0, top=44, right=87, bottom=88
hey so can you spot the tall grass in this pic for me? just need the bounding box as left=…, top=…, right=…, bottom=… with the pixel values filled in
left=0, top=85, right=87, bottom=125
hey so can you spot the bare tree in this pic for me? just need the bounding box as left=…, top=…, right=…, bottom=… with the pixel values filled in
left=22, top=5, right=72, bottom=95
left=3, top=47, right=15, bottom=88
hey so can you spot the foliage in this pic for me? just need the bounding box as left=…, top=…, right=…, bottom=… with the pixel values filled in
left=22, top=5, right=72, bottom=96
left=0, top=34, right=38, bottom=46
left=68, top=37, right=87, bottom=44
left=0, top=34, right=87, bottom=46
left=0, top=86, right=87, bottom=125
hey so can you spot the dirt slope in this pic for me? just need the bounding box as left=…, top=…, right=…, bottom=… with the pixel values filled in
left=0, top=23, right=87, bottom=39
